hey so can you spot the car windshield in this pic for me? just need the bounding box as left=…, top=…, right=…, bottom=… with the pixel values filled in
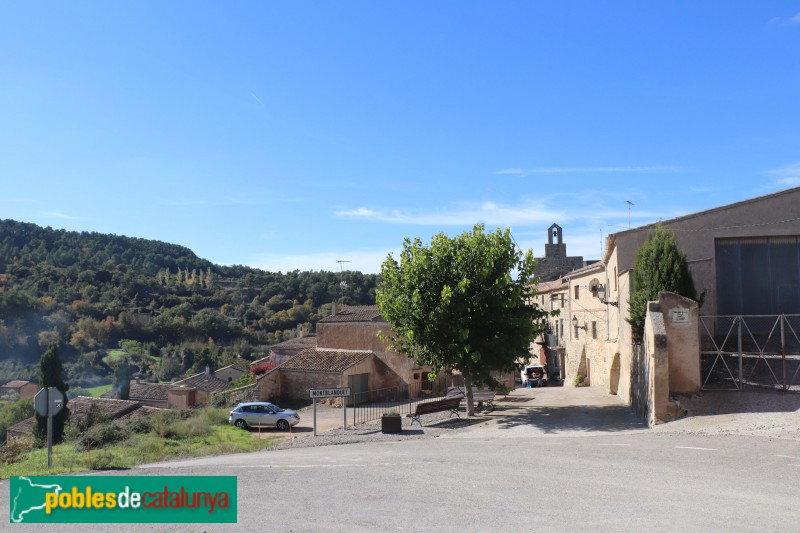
left=266, top=403, right=284, bottom=412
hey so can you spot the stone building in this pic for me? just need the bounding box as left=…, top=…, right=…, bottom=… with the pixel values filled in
left=256, top=305, right=435, bottom=403
left=549, top=186, right=800, bottom=424
left=1, top=380, right=38, bottom=399
left=535, top=223, right=592, bottom=282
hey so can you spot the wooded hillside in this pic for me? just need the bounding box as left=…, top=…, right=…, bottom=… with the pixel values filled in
left=0, top=219, right=378, bottom=385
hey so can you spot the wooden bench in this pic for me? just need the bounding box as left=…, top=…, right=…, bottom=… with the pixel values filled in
left=406, top=397, right=462, bottom=426
left=446, top=387, right=497, bottom=411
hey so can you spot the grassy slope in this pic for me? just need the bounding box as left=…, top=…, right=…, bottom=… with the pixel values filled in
left=0, top=409, right=283, bottom=479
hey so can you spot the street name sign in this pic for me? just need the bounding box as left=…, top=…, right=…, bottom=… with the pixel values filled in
left=309, top=388, right=351, bottom=399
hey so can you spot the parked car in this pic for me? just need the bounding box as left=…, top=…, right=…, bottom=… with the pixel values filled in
left=229, top=402, right=300, bottom=431
left=521, top=364, right=547, bottom=387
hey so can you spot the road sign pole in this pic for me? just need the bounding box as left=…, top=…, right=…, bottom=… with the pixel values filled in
left=343, top=395, right=346, bottom=430
left=313, top=398, right=317, bottom=437
left=46, top=388, right=52, bottom=468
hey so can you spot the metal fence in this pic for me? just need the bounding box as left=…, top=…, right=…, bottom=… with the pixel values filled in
left=700, top=314, right=800, bottom=391
left=351, top=375, right=453, bottom=426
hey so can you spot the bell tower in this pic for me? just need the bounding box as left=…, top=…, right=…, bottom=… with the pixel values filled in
left=545, top=223, right=567, bottom=258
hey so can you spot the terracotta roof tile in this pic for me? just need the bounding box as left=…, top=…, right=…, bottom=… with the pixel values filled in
left=117, top=405, right=166, bottom=421
left=318, top=305, right=384, bottom=324
left=68, top=397, right=141, bottom=422
left=270, top=335, right=317, bottom=350
left=7, top=416, right=35, bottom=436
left=172, top=372, right=230, bottom=393
left=2, top=380, right=34, bottom=389
left=280, top=348, right=372, bottom=373
left=101, top=382, right=171, bottom=402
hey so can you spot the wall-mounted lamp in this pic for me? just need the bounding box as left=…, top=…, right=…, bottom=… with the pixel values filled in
left=594, top=284, right=619, bottom=307
left=572, top=316, right=587, bottom=330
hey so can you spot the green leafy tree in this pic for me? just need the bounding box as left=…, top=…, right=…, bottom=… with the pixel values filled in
left=628, top=225, right=698, bottom=341
left=34, top=343, right=70, bottom=444
left=377, top=225, right=550, bottom=415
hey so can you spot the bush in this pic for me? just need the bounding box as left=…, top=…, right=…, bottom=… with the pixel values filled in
left=87, top=449, right=126, bottom=470
left=125, top=417, right=154, bottom=434
left=79, top=422, right=130, bottom=450
left=0, top=435, right=33, bottom=464
left=251, top=362, right=276, bottom=376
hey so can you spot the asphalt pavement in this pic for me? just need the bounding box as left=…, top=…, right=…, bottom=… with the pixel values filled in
left=3, top=386, right=799, bottom=532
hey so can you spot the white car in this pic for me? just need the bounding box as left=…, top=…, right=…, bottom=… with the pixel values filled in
left=229, top=402, right=300, bottom=431
left=521, top=364, right=547, bottom=387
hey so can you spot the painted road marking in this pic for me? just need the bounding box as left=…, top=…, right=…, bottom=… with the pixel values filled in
left=235, top=462, right=415, bottom=469
left=598, top=444, right=631, bottom=446
left=775, top=454, right=800, bottom=460
left=676, top=446, right=717, bottom=451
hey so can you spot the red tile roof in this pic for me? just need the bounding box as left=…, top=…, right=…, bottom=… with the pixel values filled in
left=318, top=305, right=384, bottom=323
left=68, top=397, right=141, bottom=422
left=280, top=348, right=373, bottom=373
left=101, top=382, right=172, bottom=401
left=1, top=380, right=35, bottom=389
left=172, top=372, right=230, bottom=393
left=270, top=335, right=317, bottom=350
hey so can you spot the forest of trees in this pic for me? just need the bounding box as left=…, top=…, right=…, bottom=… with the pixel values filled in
left=0, top=219, right=379, bottom=385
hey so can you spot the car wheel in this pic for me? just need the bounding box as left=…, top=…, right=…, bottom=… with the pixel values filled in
left=234, top=419, right=248, bottom=429
left=276, top=419, right=290, bottom=431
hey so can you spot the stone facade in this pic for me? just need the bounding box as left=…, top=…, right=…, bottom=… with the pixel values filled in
left=547, top=186, right=800, bottom=423
left=535, top=223, right=589, bottom=282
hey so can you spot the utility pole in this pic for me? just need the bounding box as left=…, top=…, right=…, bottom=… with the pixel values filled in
left=626, top=200, right=634, bottom=229
left=337, top=260, right=350, bottom=305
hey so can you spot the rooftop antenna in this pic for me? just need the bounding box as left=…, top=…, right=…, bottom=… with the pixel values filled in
left=626, top=200, right=634, bottom=229
left=337, top=260, right=350, bottom=305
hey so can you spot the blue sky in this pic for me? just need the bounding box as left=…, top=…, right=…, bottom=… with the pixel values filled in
left=2, top=2, right=799, bottom=274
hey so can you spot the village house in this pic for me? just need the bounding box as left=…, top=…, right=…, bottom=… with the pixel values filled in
left=249, top=332, right=317, bottom=368
left=255, top=305, right=437, bottom=403
left=215, top=363, right=247, bottom=384
left=1, top=380, right=38, bottom=399
left=101, top=380, right=172, bottom=409
left=169, top=369, right=230, bottom=408
left=545, top=185, right=800, bottom=424
left=5, top=396, right=165, bottom=443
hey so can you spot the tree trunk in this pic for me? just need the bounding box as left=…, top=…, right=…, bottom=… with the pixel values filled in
left=463, top=373, right=476, bottom=416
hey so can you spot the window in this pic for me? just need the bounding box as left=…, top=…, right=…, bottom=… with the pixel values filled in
left=574, top=285, right=580, bottom=299
left=592, top=321, right=597, bottom=339
left=574, top=323, right=579, bottom=339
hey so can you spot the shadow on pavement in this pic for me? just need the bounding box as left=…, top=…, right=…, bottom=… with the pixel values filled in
left=494, top=403, right=647, bottom=434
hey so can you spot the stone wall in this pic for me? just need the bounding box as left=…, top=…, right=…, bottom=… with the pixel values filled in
left=630, top=302, right=685, bottom=427
left=257, top=369, right=281, bottom=402
left=659, top=292, right=701, bottom=394
left=317, top=322, right=389, bottom=351
left=280, top=371, right=340, bottom=402
left=211, top=383, right=259, bottom=407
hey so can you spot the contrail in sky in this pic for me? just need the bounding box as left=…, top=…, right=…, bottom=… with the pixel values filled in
left=251, top=93, right=264, bottom=106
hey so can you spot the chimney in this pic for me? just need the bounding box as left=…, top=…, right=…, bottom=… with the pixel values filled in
left=332, top=301, right=338, bottom=316
left=205, top=365, right=212, bottom=376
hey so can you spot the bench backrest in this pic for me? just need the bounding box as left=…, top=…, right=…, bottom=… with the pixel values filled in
left=414, top=397, right=461, bottom=415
